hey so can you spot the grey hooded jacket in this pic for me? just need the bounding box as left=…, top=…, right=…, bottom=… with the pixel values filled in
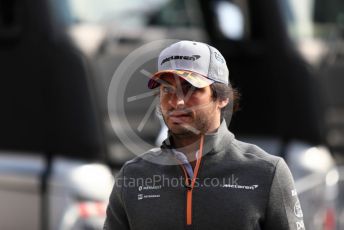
left=104, top=121, right=305, bottom=230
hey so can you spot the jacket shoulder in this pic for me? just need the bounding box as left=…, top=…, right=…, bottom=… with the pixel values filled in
left=231, top=139, right=282, bottom=168
left=119, top=147, right=165, bottom=175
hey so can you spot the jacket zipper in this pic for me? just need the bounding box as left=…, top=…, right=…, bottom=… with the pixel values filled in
left=177, top=135, right=204, bottom=226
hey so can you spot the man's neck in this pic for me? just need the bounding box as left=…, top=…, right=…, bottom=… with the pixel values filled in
left=170, top=133, right=198, bottom=164
left=172, top=132, right=199, bottom=151
left=170, top=123, right=221, bottom=161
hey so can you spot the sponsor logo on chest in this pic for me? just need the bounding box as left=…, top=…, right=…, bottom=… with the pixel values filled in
left=222, top=184, right=259, bottom=191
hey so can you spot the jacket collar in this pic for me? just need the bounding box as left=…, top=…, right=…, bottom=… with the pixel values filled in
left=161, top=120, right=234, bottom=157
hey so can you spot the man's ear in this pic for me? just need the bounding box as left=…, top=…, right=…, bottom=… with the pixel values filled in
left=218, top=98, right=229, bottom=109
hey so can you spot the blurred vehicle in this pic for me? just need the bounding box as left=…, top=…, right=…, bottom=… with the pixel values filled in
left=280, top=0, right=344, bottom=229
left=0, top=0, right=342, bottom=229
left=0, top=0, right=114, bottom=229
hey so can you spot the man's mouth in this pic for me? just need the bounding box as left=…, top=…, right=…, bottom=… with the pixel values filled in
left=168, top=111, right=192, bottom=123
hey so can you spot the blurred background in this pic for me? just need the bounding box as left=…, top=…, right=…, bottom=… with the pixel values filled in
left=0, top=0, right=344, bottom=229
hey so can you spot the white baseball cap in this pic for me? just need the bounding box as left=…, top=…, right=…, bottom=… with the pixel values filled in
left=148, top=40, right=229, bottom=89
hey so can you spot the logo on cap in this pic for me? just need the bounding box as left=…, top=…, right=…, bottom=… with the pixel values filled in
left=214, top=52, right=225, bottom=63
left=161, top=55, right=201, bottom=65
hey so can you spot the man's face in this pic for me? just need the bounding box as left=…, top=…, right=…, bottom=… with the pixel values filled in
left=159, top=75, right=223, bottom=136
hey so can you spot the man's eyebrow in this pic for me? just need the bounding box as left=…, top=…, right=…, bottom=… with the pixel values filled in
left=156, top=78, right=173, bottom=86
left=181, top=81, right=192, bottom=87
left=158, top=77, right=192, bottom=88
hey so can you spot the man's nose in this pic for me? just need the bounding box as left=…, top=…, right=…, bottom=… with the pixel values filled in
left=169, top=92, right=186, bottom=108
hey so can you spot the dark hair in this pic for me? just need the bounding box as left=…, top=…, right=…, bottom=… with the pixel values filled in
left=210, top=83, right=241, bottom=120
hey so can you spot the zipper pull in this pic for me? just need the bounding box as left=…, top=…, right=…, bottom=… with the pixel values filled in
left=184, top=183, right=192, bottom=190
left=184, top=178, right=192, bottom=191
left=184, top=178, right=192, bottom=190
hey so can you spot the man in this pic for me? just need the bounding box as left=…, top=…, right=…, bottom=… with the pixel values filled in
left=104, top=41, right=305, bottom=230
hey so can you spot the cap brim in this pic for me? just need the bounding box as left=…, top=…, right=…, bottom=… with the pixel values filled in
left=148, top=70, right=214, bottom=89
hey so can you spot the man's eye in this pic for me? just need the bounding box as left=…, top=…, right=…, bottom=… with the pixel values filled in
left=162, top=86, right=174, bottom=94
left=182, top=84, right=196, bottom=94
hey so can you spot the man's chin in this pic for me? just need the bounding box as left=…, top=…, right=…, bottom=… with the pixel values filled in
left=168, top=123, right=198, bottom=136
